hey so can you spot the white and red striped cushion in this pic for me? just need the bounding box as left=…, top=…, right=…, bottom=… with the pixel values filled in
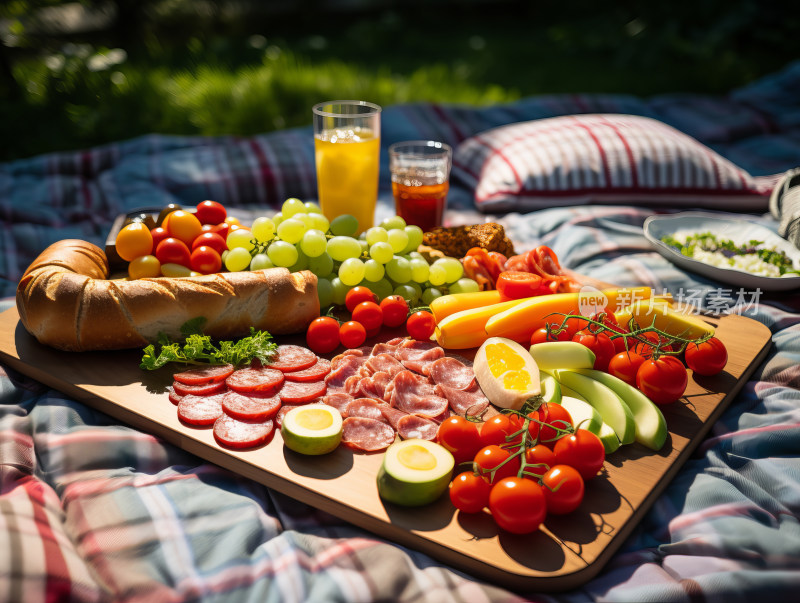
left=452, top=114, right=780, bottom=212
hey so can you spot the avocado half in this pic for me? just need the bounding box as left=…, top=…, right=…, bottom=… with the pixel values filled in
left=377, top=439, right=455, bottom=507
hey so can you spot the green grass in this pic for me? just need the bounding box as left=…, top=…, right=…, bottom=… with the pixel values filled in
left=1, top=1, right=795, bottom=162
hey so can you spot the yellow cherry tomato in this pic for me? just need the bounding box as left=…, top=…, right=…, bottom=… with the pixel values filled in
left=127, top=255, right=161, bottom=279
left=160, top=262, right=193, bottom=277
left=167, top=210, right=203, bottom=246
left=115, top=222, right=154, bottom=262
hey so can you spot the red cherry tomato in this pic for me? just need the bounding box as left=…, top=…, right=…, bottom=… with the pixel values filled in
left=155, top=237, right=191, bottom=268
left=529, top=402, right=573, bottom=447
left=685, top=337, right=728, bottom=376
left=406, top=310, right=435, bottom=340
left=523, top=444, right=556, bottom=479
left=488, top=477, right=547, bottom=534
left=572, top=329, right=615, bottom=372
left=345, top=286, right=378, bottom=312
left=306, top=316, right=341, bottom=355
left=553, top=429, right=605, bottom=481
left=191, top=231, right=228, bottom=255
left=607, top=350, right=647, bottom=386
left=149, top=226, right=170, bottom=250
left=541, top=465, right=585, bottom=515
left=351, top=301, right=383, bottom=332
left=449, top=471, right=492, bottom=514
left=437, top=416, right=482, bottom=466
left=202, top=221, right=230, bottom=240
left=195, top=200, right=227, bottom=225
left=189, top=245, right=222, bottom=274
left=473, top=445, right=521, bottom=484
left=631, top=330, right=661, bottom=358
left=495, top=271, right=549, bottom=301
left=339, top=320, right=367, bottom=349
left=636, top=355, right=688, bottom=405
left=479, top=414, right=524, bottom=448
left=379, top=295, right=409, bottom=328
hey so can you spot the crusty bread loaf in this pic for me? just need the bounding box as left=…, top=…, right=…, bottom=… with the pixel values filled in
left=16, top=239, right=319, bottom=351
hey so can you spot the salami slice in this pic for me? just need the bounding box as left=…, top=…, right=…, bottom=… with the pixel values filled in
left=279, top=380, right=327, bottom=404
left=172, top=379, right=228, bottom=397
left=283, top=358, right=331, bottom=383
left=345, top=398, right=389, bottom=423
left=222, top=391, right=281, bottom=421
left=397, top=414, right=439, bottom=441
left=341, top=417, right=396, bottom=452
left=226, top=367, right=284, bottom=395
left=275, top=404, right=302, bottom=428
left=265, top=345, right=318, bottom=373
left=322, top=392, right=354, bottom=416
left=379, top=405, right=409, bottom=430
left=213, top=414, right=274, bottom=449
left=177, top=394, right=224, bottom=426
left=436, top=383, right=490, bottom=418
left=173, top=364, right=235, bottom=385
left=168, top=387, right=183, bottom=406
left=428, top=357, right=476, bottom=391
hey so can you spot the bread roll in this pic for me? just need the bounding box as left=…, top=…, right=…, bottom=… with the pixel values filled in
left=16, top=239, right=320, bottom=351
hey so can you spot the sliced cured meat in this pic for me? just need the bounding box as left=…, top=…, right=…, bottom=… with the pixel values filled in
left=322, top=392, right=354, bottom=416
left=325, top=355, right=366, bottom=390
left=264, top=345, right=318, bottom=373
left=397, top=414, right=439, bottom=441
left=357, top=370, right=393, bottom=401
left=428, top=357, right=476, bottom=391
left=213, top=414, right=274, bottom=449
left=168, top=387, right=183, bottom=406
left=172, top=379, right=228, bottom=397
left=283, top=358, right=332, bottom=383
left=389, top=371, right=449, bottom=417
left=278, top=380, right=327, bottom=404
left=221, top=391, right=281, bottom=421
left=397, top=395, right=449, bottom=418
left=386, top=337, right=405, bottom=346
left=345, top=398, right=389, bottom=423
left=344, top=374, right=363, bottom=396
left=436, top=383, right=491, bottom=418
left=275, top=404, right=302, bottom=428
left=341, top=417, right=396, bottom=452
left=396, top=342, right=445, bottom=375
left=365, top=353, right=405, bottom=377
left=173, top=364, right=235, bottom=385
left=331, top=346, right=372, bottom=368
left=177, top=394, right=224, bottom=426
left=379, top=405, right=409, bottom=430
left=370, top=342, right=401, bottom=356
left=226, top=367, right=285, bottom=395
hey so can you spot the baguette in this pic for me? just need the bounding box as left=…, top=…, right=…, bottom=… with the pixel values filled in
left=16, top=239, right=319, bottom=351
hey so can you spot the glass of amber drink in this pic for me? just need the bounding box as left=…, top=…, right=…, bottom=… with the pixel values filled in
left=389, top=141, right=452, bottom=233
left=313, top=100, right=381, bottom=234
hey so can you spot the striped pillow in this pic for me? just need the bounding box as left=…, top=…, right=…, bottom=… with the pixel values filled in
left=451, top=114, right=780, bottom=213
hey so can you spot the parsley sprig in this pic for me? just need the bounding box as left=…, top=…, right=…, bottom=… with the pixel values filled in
left=139, top=318, right=277, bottom=370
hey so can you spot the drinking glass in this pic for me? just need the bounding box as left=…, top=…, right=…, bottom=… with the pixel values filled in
left=313, top=100, right=381, bottom=234
left=389, top=141, right=452, bottom=232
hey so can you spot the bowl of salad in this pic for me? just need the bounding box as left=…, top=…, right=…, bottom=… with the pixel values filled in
left=644, top=212, right=800, bottom=291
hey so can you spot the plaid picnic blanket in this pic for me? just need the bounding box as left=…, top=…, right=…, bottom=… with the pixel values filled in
left=2, top=60, right=800, bottom=602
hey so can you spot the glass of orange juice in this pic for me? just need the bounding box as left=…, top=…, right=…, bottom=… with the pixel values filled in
left=312, top=100, right=381, bottom=234
left=389, top=140, right=452, bottom=233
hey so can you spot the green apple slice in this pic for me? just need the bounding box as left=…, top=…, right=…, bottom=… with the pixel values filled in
left=559, top=395, right=603, bottom=434
left=529, top=341, right=596, bottom=372
left=539, top=372, right=562, bottom=405
left=597, top=422, right=621, bottom=454
left=574, top=368, right=669, bottom=451
left=552, top=369, right=636, bottom=445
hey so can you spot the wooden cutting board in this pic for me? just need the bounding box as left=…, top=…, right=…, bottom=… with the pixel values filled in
left=0, top=306, right=771, bottom=592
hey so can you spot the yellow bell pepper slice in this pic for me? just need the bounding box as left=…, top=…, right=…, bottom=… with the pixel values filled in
left=434, top=299, right=525, bottom=349
left=429, top=290, right=503, bottom=324
left=614, top=299, right=714, bottom=341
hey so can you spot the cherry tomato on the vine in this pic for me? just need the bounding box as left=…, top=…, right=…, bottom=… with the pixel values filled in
left=437, top=416, right=482, bottom=466
left=190, top=245, right=222, bottom=274
left=530, top=324, right=573, bottom=345
left=155, top=237, right=191, bottom=268
left=473, top=445, right=521, bottom=484
left=449, top=471, right=492, bottom=514
left=345, top=286, right=378, bottom=312
left=685, top=337, right=727, bottom=376
left=608, top=350, right=646, bottom=386
left=496, top=271, right=549, bottom=301
left=630, top=330, right=660, bottom=358
left=351, top=301, right=383, bottom=332
left=529, top=402, right=573, bottom=447
left=306, top=316, right=340, bottom=355
left=488, top=477, right=547, bottom=534
left=553, top=429, right=605, bottom=481
left=379, top=295, right=409, bottom=328
left=542, top=465, right=585, bottom=515
left=523, top=444, right=556, bottom=479
left=479, top=414, right=524, bottom=448
left=572, top=329, right=615, bottom=372
left=116, top=222, right=153, bottom=262
left=407, top=310, right=435, bottom=340
left=636, top=355, right=688, bottom=405
left=195, top=200, right=227, bottom=225
left=339, top=320, right=367, bottom=349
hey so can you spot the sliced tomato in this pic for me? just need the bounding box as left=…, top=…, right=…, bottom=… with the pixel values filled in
left=496, top=271, right=550, bottom=301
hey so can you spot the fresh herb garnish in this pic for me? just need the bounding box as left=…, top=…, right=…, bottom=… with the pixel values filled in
left=140, top=320, right=277, bottom=370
